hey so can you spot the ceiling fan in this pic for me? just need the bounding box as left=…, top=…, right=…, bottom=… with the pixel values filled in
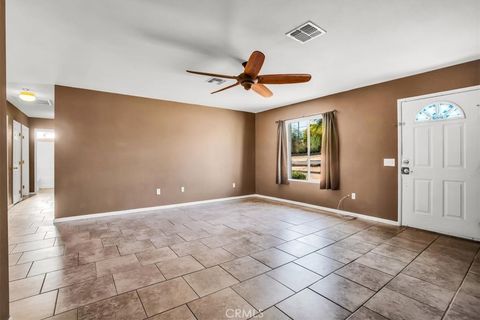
left=186, top=51, right=311, bottom=98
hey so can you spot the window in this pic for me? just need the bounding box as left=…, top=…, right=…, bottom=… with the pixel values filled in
left=286, top=115, right=322, bottom=182
left=415, top=102, right=465, bottom=122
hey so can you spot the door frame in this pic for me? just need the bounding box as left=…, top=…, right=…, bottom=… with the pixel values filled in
left=396, top=85, right=480, bottom=237
left=34, top=128, right=55, bottom=192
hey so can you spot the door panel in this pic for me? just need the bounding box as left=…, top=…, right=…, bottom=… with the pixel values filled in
left=21, top=125, right=29, bottom=196
left=401, top=88, right=480, bottom=240
left=12, top=120, right=22, bottom=204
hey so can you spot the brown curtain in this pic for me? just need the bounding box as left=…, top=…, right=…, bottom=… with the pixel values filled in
left=320, top=111, right=339, bottom=190
left=276, top=120, right=289, bottom=185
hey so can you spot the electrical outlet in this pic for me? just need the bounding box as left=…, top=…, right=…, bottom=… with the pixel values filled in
left=232, top=182, right=236, bottom=188
left=156, top=188, right=161, bottom=195
left=351, top=193, right=356, bottom=200
left=181, top=186, right=185, bottom=193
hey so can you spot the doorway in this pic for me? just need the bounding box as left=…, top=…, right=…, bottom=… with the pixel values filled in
left=11, top=120, right=30, bottom=204
left=398, top=86, right=480, bottom=240
left=35, top=129, right=55, bottom=191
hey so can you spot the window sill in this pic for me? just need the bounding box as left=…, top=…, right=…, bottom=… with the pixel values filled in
left=288, top=179, right=320, bottom=184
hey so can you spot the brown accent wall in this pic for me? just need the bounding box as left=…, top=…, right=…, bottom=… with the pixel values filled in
left=28, top=117, right=54, bottom=192
left=6, top=102, right=30, bottom=204
left=0, top=0, right=9, bottom=318
left=255, top=60, right=480, bottom=221
left=55, top=85, right=255, bottom=218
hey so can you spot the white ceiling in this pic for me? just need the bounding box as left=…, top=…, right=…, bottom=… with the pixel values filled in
left=6, top=0, right=480, bottom=118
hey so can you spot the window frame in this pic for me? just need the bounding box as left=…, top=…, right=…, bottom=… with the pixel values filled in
left=285, top=114, right=323, bottom=183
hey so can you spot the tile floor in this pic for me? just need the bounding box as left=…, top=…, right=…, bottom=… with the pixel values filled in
left=7, top=190, right=480, bottom=320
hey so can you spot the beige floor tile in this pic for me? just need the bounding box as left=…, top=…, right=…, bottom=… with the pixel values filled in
left=188, top=288, right=256, bottom=320
left=315, top=228, right=350, bottom=241
left=45, top=309, right=78, bottom=320
left=9, top=262, right=32, bottom=281
left=183, top=266, right=238, bottom=297
left=171, top=241, right=209, bottom=256
left=365, top=288, right=443, bottom=320
left=310, top=274, right=374, bottom=312
left=113, top=264, right=165, bottom=293
left=232, top=274, right=294, bottom=310
left=223, top=241, right=263, bottom=257
left=117, top=239, right=155, bottom=255
left=387, top=273, right=455, bottom=311
left=459, top=272, right=480, bottom=298
left=64, top=239, right=103, bottom=255
left=252, top=307, right=290, bottom=320
left=356, top=252, right=407, bottom=275
left=295, top=253, right=344, bottom=276
left=77, top=291, right=146, bottom=320
left=29, top=254, right=79, bottom=276
left=221, top=256, right=271, bottom=281
left=148, top=305, right=195, bottom=320
left=444, top=292, right=480, bottom=320
left=79, top=246, right=119, bottom=264
left=276, top=240, right=318, bottom=257
left=334, top=237, right=377, bottom=254
left=371, top=244, right=418, bottom=263
left=156, top=255, right=204, bottom=279
left=9, top=274, right=45, bottom=301
left=9, top=252, right=22, bottom=266
left=317, top=244, right=362, bottom=264
left=137, top=277, right=198, bottom=317
left=10, top=291, right=58, bottom=320
left=402, top=261, right=464, bottom=291
left=191, top=247, right=236, bottom=267
left=151, top=234, right=185, bottom=248
left=267, top=262, right=321, bottom=292
left=250, top=248, right=296, bottom=268
left=277, top=288, right=350, bottom=320
left=297, top=234, right=335, bottom=249
left=136, top=247, right=177, bottom=265
left=348, top=307, right=388, bottom=320
left=95, top=254, right=141, bottom=276
left=42, top=263, right=97, bottom=292
left=18, top=246, right=65, bottom=264
left=335, top=262, right=392, bottom=291
left=12, top=238, right=55, bottom=253
left=56, top=276, right=117, bottom=314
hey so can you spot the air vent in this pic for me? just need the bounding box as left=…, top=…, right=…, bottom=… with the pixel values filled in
left=207, top=78, right=226, bottom=85
left=286, top=21, right=326, bottom=43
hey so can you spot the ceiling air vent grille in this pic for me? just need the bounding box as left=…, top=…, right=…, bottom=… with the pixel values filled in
left=207, top=78, right=226, bottom=85
left=286, top=21, right=326, bottom=43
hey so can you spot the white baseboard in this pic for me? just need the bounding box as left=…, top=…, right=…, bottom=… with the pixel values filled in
left=253, top=194, right=400, bottom=226
left=53, top=193, right=399, bottom=226
left=53, top=194, right=255, bottom=223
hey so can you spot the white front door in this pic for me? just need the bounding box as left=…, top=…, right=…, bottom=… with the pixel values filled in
left=12, top=120, right=22, bottom=204
left=400, top=87, right=480, bottom=240
left=21, top=124, right=30, bottom=196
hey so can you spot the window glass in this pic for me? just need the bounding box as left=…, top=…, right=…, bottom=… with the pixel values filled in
left=415, top=102, right=465, bottom=122
left=288, top=116, right=322, bottom=182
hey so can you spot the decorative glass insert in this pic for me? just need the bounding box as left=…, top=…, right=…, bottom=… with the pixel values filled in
left=415, top=102, right=465, bottom=122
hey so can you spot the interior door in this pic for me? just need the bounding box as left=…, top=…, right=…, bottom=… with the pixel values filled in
left=401, top=87, right=480, bottom=240
left=21, top=125, right=30, bottom=196
left=12, top=120, right=22, bottom=204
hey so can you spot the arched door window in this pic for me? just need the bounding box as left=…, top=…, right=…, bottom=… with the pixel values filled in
left=415, top=102, right=465, bottom=122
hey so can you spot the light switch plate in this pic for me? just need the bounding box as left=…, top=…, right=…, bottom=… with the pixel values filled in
left=383, top=158, right=395, bottom=167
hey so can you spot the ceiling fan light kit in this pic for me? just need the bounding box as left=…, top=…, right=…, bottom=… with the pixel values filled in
left=187, top=51, right=311, bottom=98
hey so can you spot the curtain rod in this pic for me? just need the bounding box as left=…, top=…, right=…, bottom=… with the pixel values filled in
left=275, top=110, right=337, bottom=123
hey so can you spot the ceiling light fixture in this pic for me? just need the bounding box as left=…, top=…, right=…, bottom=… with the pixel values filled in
left=19, top=89, right=36, bottom=102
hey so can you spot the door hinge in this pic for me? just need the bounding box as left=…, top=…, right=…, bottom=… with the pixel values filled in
left=398, top=122, right=406, bottom=126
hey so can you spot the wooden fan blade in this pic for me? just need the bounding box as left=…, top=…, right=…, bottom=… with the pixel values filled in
left=244, top=51, right=265, bottom=78
left=257, top=74, right=311, bottom=84
left=186, top=70, right=237, bottom=80
left=211, top=82, right=240, bottom=94
left=251, top=83, right=273, bottom=98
